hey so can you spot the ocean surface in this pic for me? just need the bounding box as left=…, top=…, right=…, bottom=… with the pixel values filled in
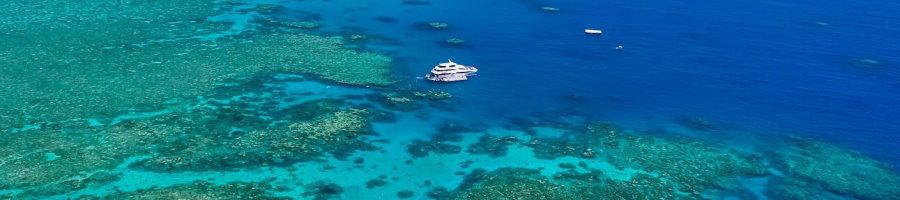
left=2, top=0, right=899, bottom=199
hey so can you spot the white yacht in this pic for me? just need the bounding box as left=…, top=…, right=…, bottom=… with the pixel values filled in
left=425, top=60, right=478, bottom=82
left=584, top=29, right=602, bottom=35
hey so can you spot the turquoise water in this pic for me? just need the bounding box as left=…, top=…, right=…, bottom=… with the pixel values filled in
left=1, top=0, right=899, bottom=199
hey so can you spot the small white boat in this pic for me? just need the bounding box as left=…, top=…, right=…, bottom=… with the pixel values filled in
left=584, top=29, right=602, bottom=35
left=425, top=60, right=478, bottom=82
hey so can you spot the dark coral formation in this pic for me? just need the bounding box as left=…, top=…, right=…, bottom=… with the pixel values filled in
left=406, top=124, right=474, bottom=157
left=524, top=133, right=599, bottom=160
left=674, top=116, right=720, bottom=131
left=375, top=90, right=454, bottom=112
left=302, top=181, right=344, bottom=200
left=396, top=190, right=415, bottom=199
left=365, top=179, right=388, bottom=189
left=467, top=134, right=519, bottom=157
left=407, top=140, right=462, bottom=157
left=426, top=187, right=452, bottom=200
left=435, top=121, right=486, bottom=135
left=765, top=176, right=846, bottom=200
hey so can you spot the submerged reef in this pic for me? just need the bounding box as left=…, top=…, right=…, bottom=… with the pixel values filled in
left=97, top=181, right=286, bottom=200
left=426, top=22, right=449, bottom=30
left=467, top=134, right=519, bottom=157
left=773, top=139, right=900, bottom=200
left=765, top=176, right=846, bottom=200
left=0, top=0, right=394, bottom=129
left=585, top=122, right=766, bottom=192
left=444, top=38, right=466, bottom=45
left=0, top=70, right=386, bottom=198
left=407, top=139, right=462, bottom=157
left=674, top=116, right=720, bottom=131
left=1, top=89, right=381, bottom=197
left=1, top=0, right=395, bottom=195
left=302, top=181, right=344, bottom=200
left=132, top=102, right=377, bottom=171
left=281, top=21, right=322, bottom=29
left=454, top=168, right=573, bottom=199
left=0, top=123, right=123, bottom=197
left=375, top=90, right=454, bottom=112
left=413, top=90, right=453, bottom=100
left=523, top=122, right=766, bottom=195
left=396, top=190, right=415, bottom=199
left=451, top=168, right=691, bottom=200
left=0, top=0, right=221, bottom=129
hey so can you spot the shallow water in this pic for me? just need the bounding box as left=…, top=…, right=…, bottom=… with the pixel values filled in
left=2, top=0, right=899, bottom=199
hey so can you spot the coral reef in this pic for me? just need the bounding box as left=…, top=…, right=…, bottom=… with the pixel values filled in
left=383, top=93, right=414, bottom=104
left=365, top=179, right=388, bottom=189
left=588, top=122, right=766, bottom=193
left=454, top=168, right=573, bottom=199
left=467, top=134, right=519, bottom=157
left=136, top=104, right=377, bottom=171
left=674, top=116, right=720, bottom=131
left=230, top=33, right=394, bottom=86
left=99, top=181, right=286, bottom=200
left=412, top=90, right=453, bottom=100
left=427, top=187, right=452, bottom=200
left=407, top=139, right=462, bottom=157
left=436, top=121, right=485, bottom=135
left=524, top=137, right=595, bottom=159
left=765, top=176, right=846, bottom=200
left=397, top=190, right=415, bottom=199
left=238, top=3, right=285, bottom=15
left=406, top=121, right=489, bottom=157
left=0, top=123, right=123, bottom=197
left=452, top=168, right=693, bottom=200
left=1, top=81, right=381, bottom=197
left=348, top=34, right=368, bottom=41
left=524, top=121, right=766, bottom=195
left=0, top=0, right=393, bottom=128
left=0, top=0, right=396, bottom=195
left=0, top=0, right=224, bottom=129
left=375, top=90, right=454, bottom=112
left=379, top=92, right=419, bottom=111
left=774, top=139, right=900, bottom=200
left=282, top=21, right=321, bottom=29
left=302, top=181, right=344, bottom=200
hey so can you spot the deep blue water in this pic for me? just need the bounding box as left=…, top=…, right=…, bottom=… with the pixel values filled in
left=282, top=0, right=900, bottom=164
